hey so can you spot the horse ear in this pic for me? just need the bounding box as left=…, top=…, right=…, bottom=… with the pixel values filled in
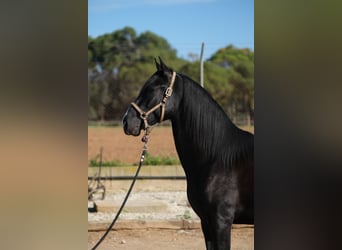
left=158, top=57, right=172, bottom=74
left=154, top=58, right=161, bottom=71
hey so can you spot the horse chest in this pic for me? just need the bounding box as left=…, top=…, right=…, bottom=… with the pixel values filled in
left=186, top=181, right=209, bottom=217
left=185, top=171, right=240, bottom=217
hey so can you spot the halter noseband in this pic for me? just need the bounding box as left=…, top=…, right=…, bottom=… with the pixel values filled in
left=131, top=71, right=176, bottom=133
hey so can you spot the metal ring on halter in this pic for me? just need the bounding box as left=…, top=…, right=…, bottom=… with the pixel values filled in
left=140, top=113, right=147, bottom=120
left=165, top=87, right=173, bottom=97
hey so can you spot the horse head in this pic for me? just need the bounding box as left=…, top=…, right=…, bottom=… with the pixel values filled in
left=122, top=57, right=181, bottom=136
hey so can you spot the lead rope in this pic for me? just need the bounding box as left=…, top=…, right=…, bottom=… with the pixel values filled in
left=90, top=131, right=151, bottom=250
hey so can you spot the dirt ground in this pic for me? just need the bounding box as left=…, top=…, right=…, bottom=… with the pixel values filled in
left=88, top=227, right=254, bottom=250
left=88, top=126, right=178, bottom=164
left=88, top=180, right=254, bottom=250
left=88, top=125, right=254, bottom=165
left=88, top=126, right=254, bottom=249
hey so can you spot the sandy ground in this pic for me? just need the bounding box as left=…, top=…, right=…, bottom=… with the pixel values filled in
left=88, top=126, right=253, bottom=165
left=88, top=127, right=254, bottom=249
left=88, top=126, right=178, bottom=164
left=88, top=227, right=254, bottom=250
left=88, top=180, right=254, bottom=250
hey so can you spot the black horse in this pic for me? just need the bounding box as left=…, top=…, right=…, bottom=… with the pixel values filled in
left=122, top=58, right=253, bottom=250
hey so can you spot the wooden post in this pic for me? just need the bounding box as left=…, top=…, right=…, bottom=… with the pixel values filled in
left=200, top=42, right=205, bottom=88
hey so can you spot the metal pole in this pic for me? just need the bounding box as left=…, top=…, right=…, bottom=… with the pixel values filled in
left=98, top=147, right=103, bottom=177
left=200, top=42, right=205, bottom=88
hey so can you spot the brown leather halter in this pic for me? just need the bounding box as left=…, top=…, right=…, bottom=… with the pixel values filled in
left=130, top=71, right=176, bottom=134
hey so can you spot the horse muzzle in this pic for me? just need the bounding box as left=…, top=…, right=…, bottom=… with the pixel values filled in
left=122, top=111, right=143, bottom=136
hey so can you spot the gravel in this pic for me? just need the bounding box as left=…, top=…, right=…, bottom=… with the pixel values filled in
left=88, top=191, right=200, bottom=223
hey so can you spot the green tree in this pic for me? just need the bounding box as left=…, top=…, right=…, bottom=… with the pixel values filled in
left=88, top=29, right=254, bottom=125
left=209, top=45, right=254, bottom=124
left=88, top=27, right=185, bottom=121
left=88, top=77, right=111, bottom=121
left=135, top=31, right=177, bottom=62
left=179, top=61, right=232, bottom=114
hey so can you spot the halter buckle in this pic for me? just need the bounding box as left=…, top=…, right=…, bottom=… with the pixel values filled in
left=165, top=87, right=173, bottom=97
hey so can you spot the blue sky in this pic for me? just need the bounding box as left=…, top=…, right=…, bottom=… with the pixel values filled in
left=88, top=0, right=254, bottom=60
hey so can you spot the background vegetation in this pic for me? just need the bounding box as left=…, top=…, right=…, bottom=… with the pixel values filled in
left=88, top=27, right=254, bottom=125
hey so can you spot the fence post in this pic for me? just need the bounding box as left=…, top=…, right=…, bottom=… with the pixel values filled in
left=200, top=42, right=205, bottom=88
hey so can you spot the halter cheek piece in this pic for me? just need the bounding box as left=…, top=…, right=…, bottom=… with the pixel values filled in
left=131, top=71, right=176, bottom=133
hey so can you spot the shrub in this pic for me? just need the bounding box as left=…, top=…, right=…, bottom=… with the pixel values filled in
left=143, top=153, right=180, bottom=166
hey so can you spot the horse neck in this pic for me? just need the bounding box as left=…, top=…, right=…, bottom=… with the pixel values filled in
left=171, top=76, right=239, bottom=172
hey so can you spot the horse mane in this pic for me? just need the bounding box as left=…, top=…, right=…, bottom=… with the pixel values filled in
left=178, top=73, right=253, bottom=168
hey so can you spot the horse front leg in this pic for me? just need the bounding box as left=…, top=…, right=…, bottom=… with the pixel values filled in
left=214, top=222, right=231, bottom=250
left=203, top=218, right=232, bottom=250
left=201, top=220, right=214, bottom=250
left=212, top=203, right=235, bottom=250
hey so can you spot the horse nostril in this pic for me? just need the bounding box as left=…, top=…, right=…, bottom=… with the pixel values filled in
left=123, top=119, right=128, bottom=129
left=122, top=113, right=128, bottom=130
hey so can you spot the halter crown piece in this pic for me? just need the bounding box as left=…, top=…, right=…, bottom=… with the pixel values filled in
left=131, top=71, right=176, bottom=138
